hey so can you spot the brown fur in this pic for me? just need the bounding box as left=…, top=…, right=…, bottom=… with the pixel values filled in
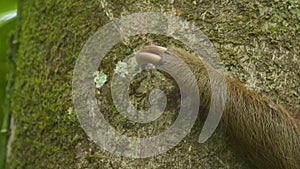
left=157, top=47, right=300, bottom=169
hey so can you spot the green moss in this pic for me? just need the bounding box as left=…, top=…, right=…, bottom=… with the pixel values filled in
left=6, top=0, right=97, bottom=168
left=7, top=0, right=299, bottom=168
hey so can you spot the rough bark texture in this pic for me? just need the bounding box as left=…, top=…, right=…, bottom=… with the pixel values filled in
left=7, top=0, right=299, bottom=169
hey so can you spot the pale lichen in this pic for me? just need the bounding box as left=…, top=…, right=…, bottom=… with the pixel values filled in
left=114, top=61, right=128, bottom=78
left=93, top=71, right=107, bottom=88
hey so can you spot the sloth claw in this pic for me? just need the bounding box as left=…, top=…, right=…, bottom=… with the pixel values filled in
left=135, top=45, right=166, bottom=66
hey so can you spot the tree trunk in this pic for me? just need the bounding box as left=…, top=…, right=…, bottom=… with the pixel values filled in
left=7, top=0, right=299, bottom=168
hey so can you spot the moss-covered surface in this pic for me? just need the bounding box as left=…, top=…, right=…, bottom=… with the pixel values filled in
left=7, top=0, right=299, bottom=168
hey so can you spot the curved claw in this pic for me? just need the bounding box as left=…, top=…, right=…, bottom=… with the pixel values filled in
left=135, top=45, right=167, bottom=66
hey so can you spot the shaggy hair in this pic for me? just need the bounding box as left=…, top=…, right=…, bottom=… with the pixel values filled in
left=137, top=46, right=300, bottom=169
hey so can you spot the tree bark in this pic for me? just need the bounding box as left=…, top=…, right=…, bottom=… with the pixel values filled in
left=7, top=0, right=299, bottom=168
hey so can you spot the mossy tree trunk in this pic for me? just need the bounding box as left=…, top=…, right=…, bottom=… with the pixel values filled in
left=7, top=0, right=299, bottom=168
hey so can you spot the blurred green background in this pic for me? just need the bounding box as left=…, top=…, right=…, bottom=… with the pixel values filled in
left=0, top=0, right=17, bottom=168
